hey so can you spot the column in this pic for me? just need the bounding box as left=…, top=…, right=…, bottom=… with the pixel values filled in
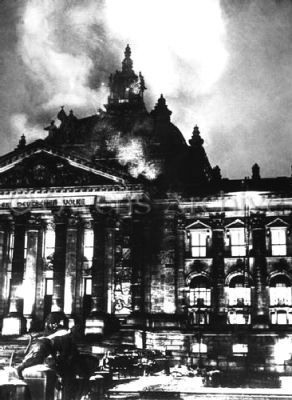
left=84, top=211, right=106, bottom=335
left=154, top=210, right=177, bottom=314
left=131, top=216, right=145, bottom=314
left=0, top=220, right=10, bottom=316
left=51, top=211, right=67, bottom=314
left=23, top=215, right=42, bottom=331
left=104, top=214, right=117, bottom=314
left=176, top=216, right=186, bottom=314
left=211, top=214, right=226, bottom=325
left=63, top=214, right=81, bottom=324
left=251, top=213, right=269, bottom=327
left=91, top=212, right=106, bottom=313
left=2, top=214, right=27, bottom=335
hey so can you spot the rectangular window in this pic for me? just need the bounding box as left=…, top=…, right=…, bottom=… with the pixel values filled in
left=83, top=229, right=94, bottom=268
left=233, top=343, right=248, bottom=355
left=269, top=286, right=292, bottom=306
left=190, top=231, right=207, bottom=257
left=230, top=228, right=246, bottom=257
left=228, top=311, right=250, bottom=324
left=271, top=228, right=287, bottom=256
left=190, top=288, right=211, bottom=306
left=228, top=287, right=251, bottom=306
left=45, top=278, right=53, bottom=296
left=84, top=278, right=92, bottom=296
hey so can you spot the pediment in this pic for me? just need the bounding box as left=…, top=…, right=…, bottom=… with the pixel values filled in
left=185, top=220, right=211, bottom=230
left=266, top=218, right=289, bottom=228
left=0, top=145, right=127, bottom=189
left=226, top=219, right=245, bottom=229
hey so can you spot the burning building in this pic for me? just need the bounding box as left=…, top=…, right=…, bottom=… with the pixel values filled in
left=0, top=45, right=292, bottom=374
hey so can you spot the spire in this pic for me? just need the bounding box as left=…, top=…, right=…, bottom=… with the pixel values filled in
left=106, top=45, right=146, bottom=111
left=252, top=163, right=260, bottom=180
left=122, top=44, right=133, bottom=72
left=57, top=106, right=67, bottom=122
left=189, top=125, right=204, bottom=147
left=151, top=94, right=172, bottom=121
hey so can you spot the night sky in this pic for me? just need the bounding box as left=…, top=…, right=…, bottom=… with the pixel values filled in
left=0, top=0, right=292, bottom=179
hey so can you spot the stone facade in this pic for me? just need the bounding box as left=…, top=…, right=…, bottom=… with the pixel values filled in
left=0, top=46, right=292, bottom=373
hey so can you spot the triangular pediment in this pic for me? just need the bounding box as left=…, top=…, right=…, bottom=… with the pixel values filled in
left=266, top=218, right=289, bottom=228
left=226, top=219, right=245, bottom=229
left=0, top=141, right=130, bottom=189
left=186, top=220, right=211, bottom=230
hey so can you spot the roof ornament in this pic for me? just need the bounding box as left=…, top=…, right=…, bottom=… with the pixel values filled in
left=189, top=125, right=204, bottom=147
left=57, top=106, right=67, bottom=122
left=122, top=44, right=133, bottom=72
left=44, top=120, right=57, bottom=139
left=151, top=94, right=172, bottom=121
left=17, top=134, right=26, bottom=150
left=252, top=163, right=260, bottom=180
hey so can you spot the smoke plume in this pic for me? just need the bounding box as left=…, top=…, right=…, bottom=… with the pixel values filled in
left=0, top=0, right=291, bottom=178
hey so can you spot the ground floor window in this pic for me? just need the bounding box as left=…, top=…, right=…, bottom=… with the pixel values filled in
left=270, top=309, right=292, bottom=325
left=228, top=310, right=250, bottom=324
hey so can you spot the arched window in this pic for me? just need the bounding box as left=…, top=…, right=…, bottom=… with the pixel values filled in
left=228, top=275, right=251, bottom=306
left=269, top=274, right=292, bottom=306
left=189, top=275, right=211, bottom=307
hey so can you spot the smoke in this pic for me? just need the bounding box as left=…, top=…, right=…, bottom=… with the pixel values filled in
left=10, top=114, right=45, bottom=144
left=1, top=0, right=292, bottom=178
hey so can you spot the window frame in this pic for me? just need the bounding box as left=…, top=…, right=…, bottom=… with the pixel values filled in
left=270, top=227, right=287, bottom=256
left=229, top=227, right=246, bottom=257
left=189, top=229, right=209, bottom=258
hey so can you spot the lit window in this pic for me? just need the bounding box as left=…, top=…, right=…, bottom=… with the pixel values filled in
left=84, top=278, right=92, bottom=296
left=233, top=344, right=248, bottom=355
left=191, top=342, right=207, bottom=353
left=230, top=228, right=246, bottom=257
left=44, top=226, right=55, bottom=260
left=83, top=228, right=94, bottom=268
left=269, top=275, right=292, bottom=306
left=24, top=232, right=28, bottom=260
left=228, top=311, right=250, bottom=324
left=271, top=228, right=287, bottom=256
left=190, top=230, right=208, bottom=257
left=45, top=278, right=53, bottom=296
left=228, top=276, right=251, bottom=306
left=189, top=276, right=211, bottom=307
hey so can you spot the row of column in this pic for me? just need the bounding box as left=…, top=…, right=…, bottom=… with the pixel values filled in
left=0, top=209, right=151, bottom=334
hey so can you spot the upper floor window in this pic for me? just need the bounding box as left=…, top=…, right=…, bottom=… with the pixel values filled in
left=83, top=227, right=94, bottom=268
left=230, top=228, right=246, bottom=257
left=227, top=275, right=251, bottom=306
left=269, top=274, right=292, bottom=306
left=186, top=221, right=211, bottom=258
left=190, top=230, right=208, bottom=257
left=189, top=275, right=211, bottom=307
left=270, top=228, right=287, bottom=256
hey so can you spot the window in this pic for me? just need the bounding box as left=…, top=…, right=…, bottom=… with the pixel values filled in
left=190, top=230, right=208, bottom=257
left=191, top=342, right=207, bottom=353
left=269, top=275, right=292, bottom=306
left=271, top=228, right=287, bottom=256
left=44, top=225, right=55, bottom=261
left=228, top=311, right=250, bottom=324
left=228, top=275, right=251, bottom=306
left=233, top=344, right=248, bottom=356
left=83, top=228, right=94, bottom=268
left=230, top=228, right=246, bottom=257
left=189, top=276, right=211, bottom=307
left=84, top=278, right=92, bottom=296
left=45, top=278, right=53, bottom=296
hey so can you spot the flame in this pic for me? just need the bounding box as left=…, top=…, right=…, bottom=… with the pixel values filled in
left=107, top=133, right=160, bottom=180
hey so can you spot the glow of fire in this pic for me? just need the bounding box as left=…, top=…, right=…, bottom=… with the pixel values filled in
left=107, top=134, right=160, bottom=180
